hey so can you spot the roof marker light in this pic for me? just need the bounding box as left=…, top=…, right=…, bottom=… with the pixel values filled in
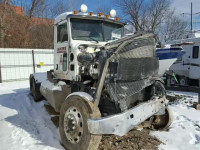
left=99, top=12, right=103, bottom=17
left=116, top=16, right=120, bottom=21
left=110, top=9, right=116, bottom=18
left=106, top=14, right=110, bottom=19
left=74, top=10, right=78, bottom=15
left=90, top=12, right=93, bottom=17
left=80, top=4, right=88, bottom=13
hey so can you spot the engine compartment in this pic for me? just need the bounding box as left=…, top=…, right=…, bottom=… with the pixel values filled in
left=73, top=33, right=165, bottom=116
left=35, top=32, right=166, bottom=117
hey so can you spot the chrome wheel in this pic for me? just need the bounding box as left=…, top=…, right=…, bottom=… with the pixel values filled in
left=59, top=95, right=102, bottom=150
left=64, top=107, right=83, bottom=144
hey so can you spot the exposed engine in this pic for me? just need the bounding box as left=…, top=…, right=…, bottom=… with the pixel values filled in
left=77, top=33, right=165, bottom=116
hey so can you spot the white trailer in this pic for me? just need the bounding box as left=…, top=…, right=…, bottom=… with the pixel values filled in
left=166, top=33, right=200, bottom=86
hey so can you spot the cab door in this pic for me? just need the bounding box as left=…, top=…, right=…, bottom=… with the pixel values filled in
left=54, top=21, right=69, bottom=77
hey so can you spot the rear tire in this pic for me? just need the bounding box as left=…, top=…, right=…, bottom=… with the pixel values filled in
left=59, top=96, right=102, bottom=150
left=180, top=77, right=188, bottom=86
left=170, top=77, right=176, bottom=85
left=30, top=78, right=42, bottom=101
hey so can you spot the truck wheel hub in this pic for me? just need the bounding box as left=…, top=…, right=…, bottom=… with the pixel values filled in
left=64, top=107, right=83, bottom=144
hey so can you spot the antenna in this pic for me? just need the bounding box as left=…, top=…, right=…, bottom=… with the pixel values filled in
left=70, top=0, right=73, bottom=11
left=191, top=2, right=193, bottom=33
left=180, top=2, right=200, bottom=33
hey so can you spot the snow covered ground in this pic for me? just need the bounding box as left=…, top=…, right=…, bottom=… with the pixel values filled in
left=0, top=80, right=200, bottom=150
left=152, top=91, right=200, bottom=150
left=0, top=81, right=64, bottom=150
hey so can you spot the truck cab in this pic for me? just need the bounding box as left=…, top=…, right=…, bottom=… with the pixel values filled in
left=54, top=9, right=124, bottom=81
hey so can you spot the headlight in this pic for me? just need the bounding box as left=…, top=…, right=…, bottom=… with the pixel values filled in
left=78, top=45, right=86, bottom=52
left=86, top=47, right=95, bottom=53
left=78, top=45, right=95, bottom=53
left=77, top=53, right=94, bottom=65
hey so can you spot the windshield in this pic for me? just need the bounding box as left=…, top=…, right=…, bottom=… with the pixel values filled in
left=71, top=18, right=124, bottom=42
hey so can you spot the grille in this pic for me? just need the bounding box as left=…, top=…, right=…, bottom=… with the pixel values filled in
left=104, top=33, right=158, bottom=111
left=106, top=79, right=152, bottom=111
left=117, top=57, right=159, bottom=81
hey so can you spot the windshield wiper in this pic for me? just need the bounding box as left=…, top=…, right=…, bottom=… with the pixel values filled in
left=76, top=36, right=99, bottom=43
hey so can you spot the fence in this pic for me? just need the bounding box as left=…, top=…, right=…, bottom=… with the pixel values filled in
left=0, top=48, right=54, bottom=82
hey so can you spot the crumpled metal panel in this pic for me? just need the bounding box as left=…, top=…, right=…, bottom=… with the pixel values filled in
left=104, top=33, right=158, bottom=111
left=105, top=33, right=156, bottom=58
left=107, top=79, right=152, bottom=111
left=118, top=37, right=155, bottom=57
left=119, top=45, right=155, bottom=58
left=88, top=97, right=168, bottom=136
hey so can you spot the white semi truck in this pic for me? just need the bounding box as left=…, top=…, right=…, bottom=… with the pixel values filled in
left=30, top=4, right=172, bottom=150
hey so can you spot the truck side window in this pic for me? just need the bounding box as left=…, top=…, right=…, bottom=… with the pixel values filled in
left=57, top=23, right=68, bottom=43
left=63, top=53, right=68, bottom=71
left=192, top=46, right=199, bottom=59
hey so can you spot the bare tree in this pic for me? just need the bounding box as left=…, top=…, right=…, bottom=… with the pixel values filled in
left=0, top=1, right=28, bottom=48
left=22, top=0, right=44, bottom=47
left=0, top=10, right=5, bottom=47
left=144, top=0, right=170, bottom=33
left=49, top=0, right=69, bottom=18
left=0, top=0, right=10, bottom=47
left=95, top=6, right=111, bottom=14
left=160, top=10, right=188, bottom=42
left=28, top=0, right=41, bottom=18
left=48, top=0, right=81, bottom=18
left=115, top=0, right=171, bottom=33
left=30, top=0, right=51, bottom=19
left=0, top=0, right=55, bottom=48
left=0, top=0, right=16, bottom=5
left=30, top=24, right=53, bottom=48
left=115, top=0, right=145, bottom=32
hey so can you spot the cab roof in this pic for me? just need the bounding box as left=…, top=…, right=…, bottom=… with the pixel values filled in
left=54, top=12, right=125, bottom=26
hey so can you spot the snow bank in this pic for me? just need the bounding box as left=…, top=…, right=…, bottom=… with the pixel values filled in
left=0, top=81, right=64, bottom=150
left=1, top=81, right=200, bottom=150
left=32, top=72, right=47, bottom=83
left=152, top=91, right=200, bottom=150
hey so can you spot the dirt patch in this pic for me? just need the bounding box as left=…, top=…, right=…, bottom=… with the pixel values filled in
left=166, top=94, right=184, bottom=102
left=166, top=93, right=197, bottom=108
left=98, top=129, right=161, bottom=150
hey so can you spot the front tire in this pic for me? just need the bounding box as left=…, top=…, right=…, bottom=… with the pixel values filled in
left=152, top=107, right=173, bottom=130
left=59, top=95, right=102, bottom=150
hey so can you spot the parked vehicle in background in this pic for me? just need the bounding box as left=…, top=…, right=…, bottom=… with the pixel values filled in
left=156, top=46, right=185, bottom=76
left=166, top=32, right=200, bottom=86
